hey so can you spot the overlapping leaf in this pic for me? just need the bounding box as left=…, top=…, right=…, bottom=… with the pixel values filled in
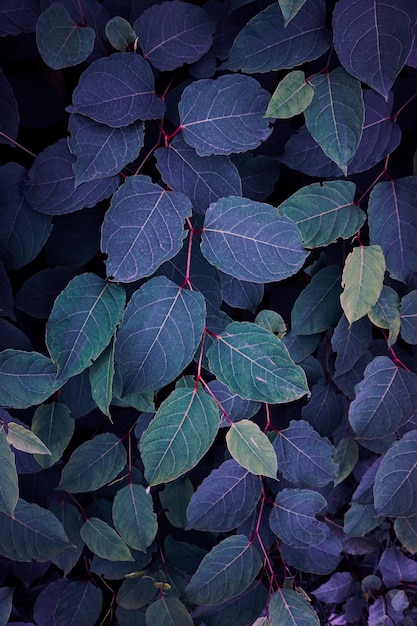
left=89, top=340, right=115, bottom=418
left=54, top=581, right=102, bottom=626
left=270, top=488, right=329, bottom=547
left=220, top=272, right=264, bottom=314
left=226, top=420, right=278, bottom=479
left=113, top=484, right=157, bottom=552
left=231, top=153, right=280, bottom=202
left=32, top=402, right=74, bottom=469
left=6, top=421, right=51, bottom=455
left=265, top=71, right=314, bottom=119
left=0, top=71, right=19, bottom=146
left=0, top=0, right=39, bottom=36
left=81, top=517, right=133, bottom=561
left=400, top=290, right=417, bottom=344
left=280, top=533, right=342, bottom=575
left=0, top=350, right=59, bottom=409
left=207, top=380, right=260, bottom=426
left=368, top=285, right=400, bottom=347
left=0, top=429, right=18, bottom=515
left=312, top=572, right=355, bottom=604
left=269, top=588, right=320, bottom=626
left=146, top=596, right=193, bottom=626
left=301, top=379, right=345, bottom=437
left=278, top=0, right=308, bottom=25
left=332, top=315, right=372, bottom=376
left=105, top=16, right=136, bottom=51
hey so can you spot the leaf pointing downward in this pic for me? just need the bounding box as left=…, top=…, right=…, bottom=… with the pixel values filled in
left=226, top=420, right=278, bottom=479
left=340, top=245, right=385, bottom=325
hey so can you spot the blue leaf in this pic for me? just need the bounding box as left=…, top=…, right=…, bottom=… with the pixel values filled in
left=378, top=546, right=417, bottom=588
left=34, top=579, right=69, bottom=626
left=333, top=0, right=417, bottom=98
left=186, top=459, right=262, bottom=532
left=102, top=175, right=191, bottom=282
left=312, top=572, right=355, bottom=604
left=280, top=533, right=342, bottom=575
left=67, top=52, right=166, bottom=126
left=115, top=276, right=206, bottom=395
left=135, top=1, right=215, bottom=71
left=301, top=379, right=345, bottom=437
left=279, top=125, right=343, bottom=178
left=400, top=290, right=417, bottom=344
left=0, top=70, right=19, bottom=146
left=225, top=0, right=330, bottom=73
left=179, top=75, right=273, bottom=156
left=0, top=350, right=59, bottom=409
left=0, top=0, right=39, bottom=36
left=0, top=320, right=32, bottom=352
left=14, top=267, right=77, bottom=319
left=155, top=134, right=242, bottom=215
left=23, top=139, right=119, bottom=215
left=231, top=153, right=280, bottom=202
left=55, top=580, right=102, bottom=626
left=206, top=380, right=260, bottom=427
left=68, top=114, right=144, bottom=185
left=201, top=197, right=307, bottom=283
left=219, top=272, right=264, bottom=314
left=269, top=488, right=329, bottom=547
left=281, top=330, right=321, bottom=363
left=332, top=314, right=373, bottom=377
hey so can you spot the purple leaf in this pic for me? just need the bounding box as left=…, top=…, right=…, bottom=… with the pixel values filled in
left=301, top=379, right=345, bottom=437
left=400, top=290, right=417, bottom=344
left=219, top=271, right=264, bottom=314
left=206, top=379, right=260, bottom=427
left=33, top=579, right=70, bottom=626
left=0, top=70, right=19, bottom=146
left=269, top=488, right=329, bottom=547
left=0, top=0, right=39, bottom=36
left=332, top=315, right=373, bottom=377
left=67, top=53, right=166, bottom=126
left=333, top=0, right=417, bottom=98
left=379, top=546, right=417, bottom=587
left=280, top=533, right=342, bottom=575
left=135, top=1, right=215, bottom=71
left=312, top=572, right=355, bottom=604
left=279, top=125, right=343, bottom=178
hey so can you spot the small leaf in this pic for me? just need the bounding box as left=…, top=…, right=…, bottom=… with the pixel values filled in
left=0, top=349, right=59, bottom=409
left=81, top=517, right=133, bottom=562
left=105, top=16, right=136, bottom=51
left=160, top=477, right=194, bottom=529
left=394, top=515, right=417, bottom=553
left=226, top=420, right=278, bottom=479
left=32, top=402, right=74, bottom=469
left=368, top=285, right=400, bottom=346
left=220, top=272, right=264, bottom=314
left=269, top=588, right=320, bottom=626
left=278, top=0, right=308, bottom=25
left=89, top=339, right=115, bottom=419
left=6, top=421, right=51, bottom=455
left=400, top=290, right=417, bottom=344
left=113, top=484, right=157, bottom=552
left=145, top=596, right=193, bottom=626
left=334, top=438, right=359, bottom=485
left=0, top=429, right=18, bottom=515
left=254, top=310, right=286, bottom=334
left=340, top=245, right=386, bottom=325
left=332, top=314, right=372, bottom=376
left=265, top=71, right=314, bottom=119
left=269, top=488, right=329, bottom=547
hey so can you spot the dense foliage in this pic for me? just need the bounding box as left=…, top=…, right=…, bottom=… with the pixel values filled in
left=1, top=0, right=417, bottom=624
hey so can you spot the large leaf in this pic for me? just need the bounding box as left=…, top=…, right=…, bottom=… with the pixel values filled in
left=58, top=432, right=127, bottom=493
left=135, top=1, right=215, bottom=71
left=340, top=245, right=386, bottom=325
left=207, top=321, right=309, bottom=403
left=32, top=401, right=74, bottom=469
left=113, top=484, right=157, bottom=552
left=115, top=276, right=206, bottom=395
left=101, top=176, right=191, bottom=283
left=225, top=1, right=330, bottom=73
left=269, top=589, right=320, bottom=626
left=80, top=517, right=133, bottom=561
left=333, top=0, right=417, bottom=98
left=304, top=67, right=364, bottom=175
left=201, top=197, right=307, bottom=283
left=46, top=273, right=125, bottom=382
left=184, top=535, right=262, bottom=605
left=145, top=596, right=193, bottom=626
left=226, top=420, right=278, bottom=479
left=278, top=181, right=364, bottom=249
left=67, top=52, right=165, bottom=125
left=0, top=429, right=18, bottom=515
left=179, top=75, right=272, bottom=156
left=139, top=387, right=219, bottom=486
left=0, top=349, right=59, bottom=409
left=269, top=488, right=329, bottom=547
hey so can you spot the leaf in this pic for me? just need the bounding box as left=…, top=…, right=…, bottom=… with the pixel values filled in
left=193, top=580, right=268, bottom=626
left=32, top=401, right=74, bottom=469
left=101, top=176, right=191, bottom=283
left=400, top=290, right=417, bottom=344
left=155, top=134, right=242, bottom=215
left=0, top=0, right=39, bottom=36
left=333, top=0, right=417, bottom=99
left=58, top=432, right=127, bottom=493
left=334, top=438, right=359, bottom=486
left=344, top=502, right=383, bottom=536
left=312, top=572, right=355, bottom=604
left=0, top=429, right=18, bottom=515
left=394, top=515, right=417, bottom=553
left=6, top=421, right=51, bottom=455
left=207, top=380, right=260, bottom=427
left=179, top=75, right=272, bottom=156
left=105, top=16, right=136, bottom=51
left=225, top=1, right=330, bottom=73
left=378, top=546, right=417, bottom=587
left=135, top=1, right=215, bottom=71
left=278, top=181, right=364, bottom=249
left=51, top=501, right=84, bottom=576
left=201, top=197, right=307, bottom=283
left=184, top=535, right=262, bottom=605
left=113, top=484, right=157, bottom=552
left=0, top=70, right=19, bottom=147
left=265, top=71, right=314, bottom=119
left=115, top=276, right=206, bottom=395
left=301, top=379, right=345, bottom=437
left=280, top=533, right=342, bottom=575
left=207, top=321, right=309, bottom=404
left=89, top=339, right=115, bottom=419
left=374, top=430, right=417, bottom=517
left=0, top=586, right=13, bottom=625
left=67, top=52, right=165, bottom=126
left=0, top=499, right=69, bottom=562
left=0, top=349, right=59, bottom=409
left=81, top=517, right=133, bottom=562
left=368, top=285, right=401, bottom=347
left=231, top=153, right=280, bottom=202
left=332, top=314, right=372, bottom=376
left=220, top=272, right=264, bottom=314
left=278, top=0, right=308, bottom=25
left=255, top=310, right=286, bottom=334
left=14, top=267, right=77, bottom=319
left=68, top=114, right=144, bottom=186
left=46, top=273, right=125, bottom=382
left=140, top=388, right=219, bottom=486
left=36, top=3, right=95, bottom=70
left=304, top=67, right=364, bottom=175
left=160, top=477, right=194, bottom=529
left=226, top=420, right=278, bottom=479
left=269, top=488, right=329, bottom=547
left=274, top=420, right=336, bottom=488
left=340, top=245, right=386, bottom=325
left=269, top=588, right=320, bottom=626
left=145, top=596, right=193, bottom=626
left=117, top=574, right=157, bottom=610
left=55, top=580, right=103, bottom=626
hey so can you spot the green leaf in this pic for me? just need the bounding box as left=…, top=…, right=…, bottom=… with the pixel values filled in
left=185, top=535, right=262, bottom=605
left=159, top=477, right=194, bottom=529
left=0, top=349, right=59, bottom=409
left=6, top=421, right=51, bottom=455
left=368, top=285, right=400, bottom=346
left=278, top=181, right=364, bottom=249
left=0, top=429, right=18, bottom=515
left=207, top=321, right=309, bottom=403
left=305, top=67, right=364, bottom=175
left=341, top=245, right=386, bottom=325
left=226, top=420, right=278, bottom=479
left=0, top=499, right=69, bottom=562
left=113, top=484, right=157, bottom=552
left=269, top=588, right=320, bottom=625
left=81, top=517, right=134, bottom=562
left=89, top=338, right=116, bottom=419
left=394, top=515, right=417, bottom=553
left=46, top=273, right=126, bottom=382
left=145, top=597, right=193, bottom=626
left=278, top=0, right=308, bottom=25
left=58, top=432, right=127, bottom=493
left=140, top=388, right=219, bottom=486
left=333, top=438, right=359, bottom=486
left=105, top=16, right=136, bottom=51
left=254, top=310, right=286, bottom=334
left=32, top=402, right=74, bottom=469
left=265, top=71, right=314, bottom=118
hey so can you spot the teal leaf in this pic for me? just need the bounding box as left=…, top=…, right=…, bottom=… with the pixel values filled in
left=145, top=596, right=193, bottom=626
left=80, top=517, right=133, bottom=562
left=226, top=420, right=278, bottom=479
left=254, top=310, right=286, bottom=334
left=278, top=181, right=364, bottom=249
left=58, top=432, right=127, bottom=493
left=36, top=3, right=95, bottom=70
left=55, top=581, right=102, bottom=626
left=6, top=421, right=51, bottom=455
left=344, top=502, right=383, bottom=536
left=368, top=285, right=400, bottom=346
left=291, top=265, right=343, bottom=334
left=207, top=321, right=309, bottom=403
left=374, top=431, right=417, bottom=517
left=117, top=575, right=157, bottom=610
left=269, top=488, right=329, bottom=547
left=201, top=197, right=307, bottom=283
left=32, top=401, right=74, bottom=469
left=113, top=484, right=157, bottom=552
left=341, top=245, right=386, bottom=325
left=394, top=515, right=417, bottom=553
left=0, top=499, right=69, bottom=562
left=278, top=0, right=308, bottom=25
left=265, top=71, right=314, bottom=119
left=305, top=67, right=364, bottom=175
left=46, top=273, right=125, bottom=383
left=89, top=338, right=115, bottom=419
left=0, top=429, right=18, bottom=515
left=160, top=477, right=194, bottom=529
left=269, top=588, right=320, bottom=626
left=139, top=387, right=219, bottom=486
left=334, top=438, right=359, bottom=486
left=105, top=16, right=136, bottom=51
left=102, top=175, right=191, bottom=283
left=115, top=276, right=206, bottom=395
left=0, top=349, right=59, bottom=409
left=400, top=290, right=417, bottom=344
left=185, top=534, right=262, bottom=605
